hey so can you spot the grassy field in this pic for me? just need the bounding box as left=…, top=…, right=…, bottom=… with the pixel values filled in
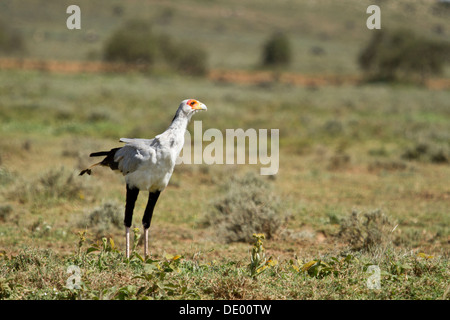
left=0, top=69, right=448, bottom=300
left=0, top=0, right=449, bottom=300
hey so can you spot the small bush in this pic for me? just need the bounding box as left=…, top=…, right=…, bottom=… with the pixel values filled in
left=0, top=205, right=12, bottom=222
left=261, top=32, right=292, bottom=67
left=0, top=167, right=14, bottom=186
left=8, top=167, right=86, bottom=204
left=78, top=201, right=123, bottom=236
left=368, top=160, right=408, bottom=172
left=0, top=20, right=26, bottom=54
left=402, top=142, right=449, bottom=164
left=338, top=209, right=396, bottom=251
left=171, top=42, right=208, bottom=76
left=207, top=172, right=286, bottom=243
left=327, top=152, right=351, bottom=170
left=38, top=167, right=86, bottom=200
left=358, top=29, right=450, bottom=83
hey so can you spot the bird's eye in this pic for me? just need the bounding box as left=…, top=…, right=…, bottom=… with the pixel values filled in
left=189, top=100, right=196, bottom=106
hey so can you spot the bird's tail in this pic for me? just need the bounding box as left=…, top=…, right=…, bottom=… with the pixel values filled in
left=90, top=151, right=111, bottom=157
left=79, top=162, right=101, bottom=176
left=79, top=148, right=121, bottom=176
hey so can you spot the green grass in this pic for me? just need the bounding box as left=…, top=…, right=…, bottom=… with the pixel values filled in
left=1, top=233, right=448, bottom=300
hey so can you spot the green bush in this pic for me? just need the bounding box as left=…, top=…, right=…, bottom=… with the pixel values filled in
left=171, top=42, right=208, bottom=76
left=261, top=32, right=292, bottom=67
left=103, top=20, right=156, bottom=66
left=157, top=33, right=208, bottom=76
left=103, top=20, right=208, bottom=76
left=207, top=172, right=286, bottom=243
left=358, top=29, right=450, bottom=83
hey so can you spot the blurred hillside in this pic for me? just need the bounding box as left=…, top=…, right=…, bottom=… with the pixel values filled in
left=0, top=0, right=449, bottom=76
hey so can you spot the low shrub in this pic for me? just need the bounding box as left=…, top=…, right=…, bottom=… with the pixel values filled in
left=207, top=172, right=286, bottom=243
left=402, top=142, right=449, bottom=164
left=8, top=167, right=86, bottom=204
left=338, top=209, right=396, bottom=251
left=0, top=167, right=14, bottom=186
left=78, top=201, right=123, bottom=237
left=0, top=205, right=12, bottom=222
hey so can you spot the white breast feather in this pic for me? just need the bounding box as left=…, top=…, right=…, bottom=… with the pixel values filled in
left=122, top=130, right=185, bottom=192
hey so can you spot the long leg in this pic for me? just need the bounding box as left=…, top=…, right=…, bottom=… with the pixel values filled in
left=142, top=191, right=160, bottom=258
left=124, top=184, right=139, bottom=258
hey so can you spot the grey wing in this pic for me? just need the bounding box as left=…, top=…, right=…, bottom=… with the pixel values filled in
left=119, top=138, right=153, bottom=145
left=114, top=138, right=155, bottom=174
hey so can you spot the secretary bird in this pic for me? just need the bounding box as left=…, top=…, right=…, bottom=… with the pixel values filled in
left=80, top=99, right=207, bottom=258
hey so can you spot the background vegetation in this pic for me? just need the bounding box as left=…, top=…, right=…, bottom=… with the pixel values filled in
left=358, top=29, right=450, bottom=83
left=0, top=0, right=449, bottom=300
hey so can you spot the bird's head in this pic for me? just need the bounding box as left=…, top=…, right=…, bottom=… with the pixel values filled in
left=179, top=99, right=207, bottom=116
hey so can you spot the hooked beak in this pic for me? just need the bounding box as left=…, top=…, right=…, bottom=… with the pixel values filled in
left=194, top=102, right=207, bottom=111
